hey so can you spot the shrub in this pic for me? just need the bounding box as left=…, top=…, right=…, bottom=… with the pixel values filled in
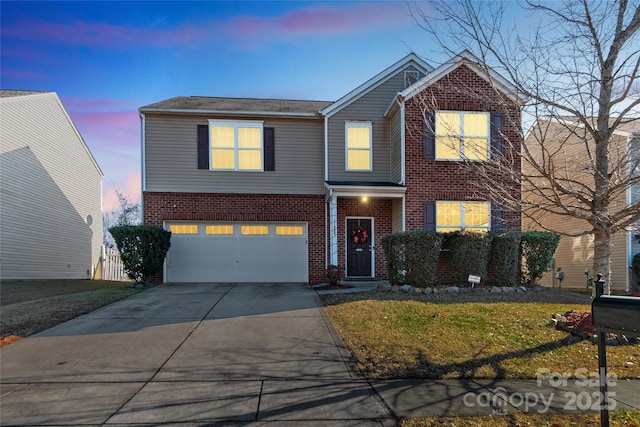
left=109, top=225, right=172, bottom=284
left=442, top=231, right=492, bottom=286
left=489, top=231, right=521, bottom=286
left=632, top=252, right=640, bottom=290
left=382, top=231, right=442, bottom=286
left=325, top=264, right=343, bottom=286
left=520, top=230, right=560, bottom=285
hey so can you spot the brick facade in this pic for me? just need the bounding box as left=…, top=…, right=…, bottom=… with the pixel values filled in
left=403, top=64, right=522, bottom=232
left=143, top=192, right=326, bottom=283
left=336, top=198, right=393, bottom=279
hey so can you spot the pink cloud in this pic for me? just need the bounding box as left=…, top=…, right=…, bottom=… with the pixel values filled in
left=103, top=172, right=141, bottom=213
left=68, top=109, right=140, bottom=154
left=1, top=69, right=49, bottom=81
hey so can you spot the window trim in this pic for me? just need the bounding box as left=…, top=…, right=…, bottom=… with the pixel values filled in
left=435, top=111, right=490, bottom=161
left=435, top=201, right=491, bottom=232
left=208, top=119, right=264, bottom=172
left=404, top=70, right=420, bottom=88
left=345, top=121, right=373, bottom=172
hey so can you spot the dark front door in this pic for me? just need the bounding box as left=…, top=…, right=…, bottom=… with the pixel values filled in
left=346, top=218, right=372, bottom=277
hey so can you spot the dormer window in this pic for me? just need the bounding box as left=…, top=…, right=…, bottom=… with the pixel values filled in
left=404, top=70, right=420, bottom=88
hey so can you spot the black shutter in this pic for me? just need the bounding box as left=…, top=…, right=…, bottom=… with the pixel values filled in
left=424, top=201, right=436, bottom=231
left=490, top=113, right=504, bottom=157
left=264, top=127, right=275, bottom=171
left=197, top=125, right=209, bottom=170
left=423, top=111, right=435, bottom=159
left=491, top=204, right=505, bottom=232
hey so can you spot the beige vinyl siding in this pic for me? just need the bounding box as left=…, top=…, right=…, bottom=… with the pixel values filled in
left=389, top=104, right=402, bottom=183
left=523, top=120, right=632, bottom=291
left=0, top=93, right=103, bottom=279
left=327, top=70, right=407, bottom=182
left=144, top=114, right=324, bottom=194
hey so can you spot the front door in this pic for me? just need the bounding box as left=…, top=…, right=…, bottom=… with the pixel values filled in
left=346, top=218, right=372, bottom=277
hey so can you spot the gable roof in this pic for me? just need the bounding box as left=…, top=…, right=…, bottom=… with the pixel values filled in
left=320, top=52, right=432, bottom=117
left=140, top=96, right=332, bottom=118
left=399, top=50, right=527, bottom=105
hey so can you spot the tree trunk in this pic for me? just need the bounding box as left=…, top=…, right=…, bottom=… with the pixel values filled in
left=593, top=226, right=612, bottom=295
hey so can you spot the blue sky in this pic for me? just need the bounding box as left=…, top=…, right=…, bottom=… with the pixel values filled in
left=1, top=1, right=522, bottom=212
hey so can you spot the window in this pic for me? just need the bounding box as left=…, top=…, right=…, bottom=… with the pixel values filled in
left=206, top=225, right=234, bottom=235
left=436, top=202, right=489, bottom=232
left=435, top=111, right=489, bottom=161
left=346, top=122, right=372, bottom=171
left=404, top=70, right=420, bottom=88
left=276, top=225, right=303, bottom=236
left=209, top=120, right=263, bottom=171
left=170, top=224, right=199, bottom=234
left=241, top=225, right=269, bottom=235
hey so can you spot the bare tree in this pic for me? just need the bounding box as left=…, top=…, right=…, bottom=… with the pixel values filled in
left=102, top=189, right=141, bottom=248
left=410, top=0, right=640, bottom=292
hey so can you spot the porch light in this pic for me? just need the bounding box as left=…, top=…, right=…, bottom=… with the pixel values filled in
left=361, top=196, right=368, bottom=203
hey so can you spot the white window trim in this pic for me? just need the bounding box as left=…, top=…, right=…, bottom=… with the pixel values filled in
left=435, top=111, right=490, bottom=161
left=435, top=201, right=491, bottom=232
left=208, top=119, right=264, bottom=172
left=345, top=121, right=373, bottom=172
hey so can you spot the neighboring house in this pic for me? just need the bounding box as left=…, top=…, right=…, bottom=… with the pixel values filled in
left=0, top=91, right=103, bottom=280
left=523, top=117, right=639, bottom=292
left=140, top=52, right=523, bottom=284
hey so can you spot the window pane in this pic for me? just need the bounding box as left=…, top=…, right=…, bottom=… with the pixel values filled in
left=276, top=225, right=303, bottom=235
left=211, top=126, right=235, bottom=148
left=436, top=112, right=460, bottom=136
left=437, top=202, right=461, bottom=228
left=347, top=149, right=371, bottom=170
left=464, top=113, right=488, bottom=137
left=238, top=149, right=262, bottom=170
left=211, top=149, right=235, bottom=169
left=464, top=138, right=488, bottom=160
left=241, top=225, right=269, bottom=235
left=465, top=203, right=489, bottom=227
left=238, top=127, right=261, bottom=148
left=347, top=127, right=371, bottom=149
left=436, top=136, right=460, bottom=159
left=206, top=225, right=234, bottom=235
left=170, top=224, right=198, bottom=234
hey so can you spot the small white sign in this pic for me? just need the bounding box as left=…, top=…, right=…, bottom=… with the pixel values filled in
left=468, top=275, right=481, bottom=284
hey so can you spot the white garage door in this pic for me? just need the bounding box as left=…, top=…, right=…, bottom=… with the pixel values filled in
left=164, top=222, right=308, bottom=283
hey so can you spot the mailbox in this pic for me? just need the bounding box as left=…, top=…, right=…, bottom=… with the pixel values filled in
left=591, top=296, right=640, bottom=336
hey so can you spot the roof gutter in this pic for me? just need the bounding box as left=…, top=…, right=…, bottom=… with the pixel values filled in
left=138, top=107, right=323, bottom=119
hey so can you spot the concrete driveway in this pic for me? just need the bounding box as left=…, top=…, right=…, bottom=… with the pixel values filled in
left=0, top=282, right=393, bottom=426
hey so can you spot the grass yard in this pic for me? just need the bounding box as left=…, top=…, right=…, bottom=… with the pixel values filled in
left=1, top=279, right=141, bottom=345
left=322, top=291, right=640, bottom=380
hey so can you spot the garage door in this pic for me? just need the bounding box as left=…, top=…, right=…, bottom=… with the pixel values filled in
left=164, top=222, right=308, bottom=283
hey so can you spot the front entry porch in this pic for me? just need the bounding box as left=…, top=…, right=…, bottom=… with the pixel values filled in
left=325, top=182, right=406, bottom=279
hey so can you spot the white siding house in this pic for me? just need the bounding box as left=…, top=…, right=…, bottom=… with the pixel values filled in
left=0, top=91, right=103, bottom=279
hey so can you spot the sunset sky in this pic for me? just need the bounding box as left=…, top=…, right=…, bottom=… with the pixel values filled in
left=1, top=1, right=529, bottom=212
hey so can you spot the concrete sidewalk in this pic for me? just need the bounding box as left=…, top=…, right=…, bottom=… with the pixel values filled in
left=1, top=282, right=638, bottom=426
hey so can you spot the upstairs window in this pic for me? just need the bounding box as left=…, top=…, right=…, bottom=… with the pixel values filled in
left=435, top=111, right=489, bottom=161
left=436, top=201, right=489, bottom=232
left=345, top=122, right=372, bottom=171
left=209, top=120, right=263, bottom=171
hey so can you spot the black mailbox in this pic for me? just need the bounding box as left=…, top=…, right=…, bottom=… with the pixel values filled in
left=591, top=296, right=640, bottom=336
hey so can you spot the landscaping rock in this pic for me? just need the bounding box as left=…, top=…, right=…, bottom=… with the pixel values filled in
left=473, top=287, right=489, bottom=293
left=400, top=284, right=412, bottom=293
left=432, top=287, right=439, bottom=294
left=517, top=286, right=528, bottom=292
left=377, top=282, right=391, bottom=291
left=412, top=287, right=423, bottom=295
left=501, top=287, right=515, bottom=293
left=444, top=286, right=460, bottom=294
left=423, top=287, right=433, bottom=294
left=390, top=285, right=400, bottom=293
left=490, top=286, right=502, bottom=293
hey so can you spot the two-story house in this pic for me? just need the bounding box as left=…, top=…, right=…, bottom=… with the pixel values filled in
left=140, top=51, right=523, bottom=284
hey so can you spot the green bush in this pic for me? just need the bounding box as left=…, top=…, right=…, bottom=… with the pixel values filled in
left=109, top=225, right=172, bottom=284
left=489, top=231, right=521, bottom=286
left=442, top=231, right=492, bottom=286
left=520, top=230, right=560, bottom=285
left=632, top=252, right=640, bottom=289
left=382, top=231, right=442, bottom=286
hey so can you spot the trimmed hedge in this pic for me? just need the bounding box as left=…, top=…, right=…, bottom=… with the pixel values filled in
left=109, top=225, right=172, bottom=284
left=382, top=229, right=559, bottom=287
left=443, top=231, right=492, bottom=286
left=381, top=231, right=442, bottom=286
left=520, top=230, right=560, bottom=285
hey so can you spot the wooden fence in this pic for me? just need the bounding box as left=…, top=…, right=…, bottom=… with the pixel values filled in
left=96, top=245, right=130, bottom=281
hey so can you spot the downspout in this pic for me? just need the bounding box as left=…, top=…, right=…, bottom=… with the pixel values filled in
left=324, top=115, right=329, bottom=181
left=140, top=113, right=146, bottom=222
left=397, top=97, right=406, bottom=231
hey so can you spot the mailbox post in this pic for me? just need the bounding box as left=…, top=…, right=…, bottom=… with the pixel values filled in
left=591, top=274, right=640, bottom=427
